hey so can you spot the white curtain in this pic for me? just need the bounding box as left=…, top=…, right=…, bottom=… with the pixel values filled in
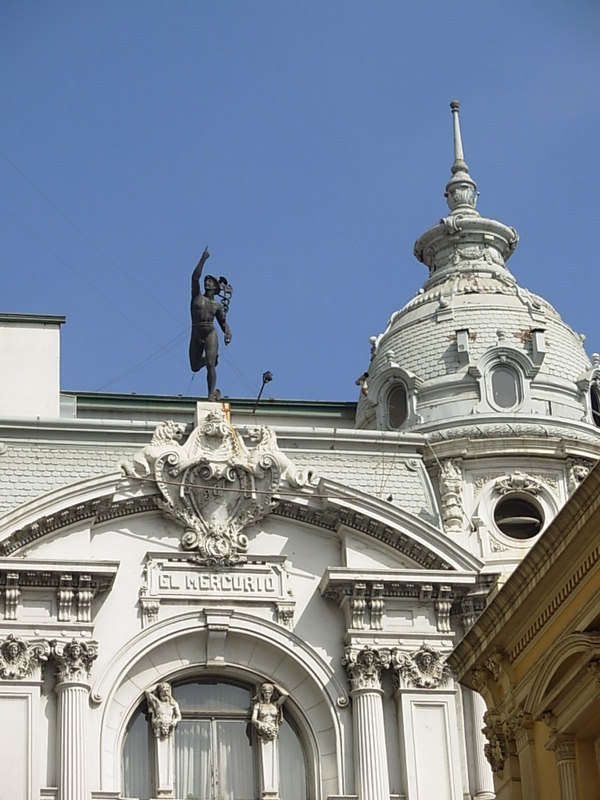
left=175, top=720, right=211, bottom=799
left=216, top=720, right=254, bottom=799
left=279, top=718, right=307, bottom=800
left=122, top=709, right=151, bottom=800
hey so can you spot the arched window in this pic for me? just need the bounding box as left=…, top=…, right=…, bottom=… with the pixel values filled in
left=123, top=678, right=308, bottom=800
left=591, top=385, right=600, bottom=427
left=490, top=365, right=521, bottom=409
left=387, top=384, right=408, bottom=428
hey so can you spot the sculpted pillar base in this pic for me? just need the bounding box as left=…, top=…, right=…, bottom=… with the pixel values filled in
left=153, top=734, right=176, bottom=798
left=258, top=736, right=280, bottom=800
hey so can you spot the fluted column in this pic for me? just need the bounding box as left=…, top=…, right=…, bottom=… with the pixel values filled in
left=547, top=734, right=578, bottom=800
left=468, top=689, right=495, bottom=799
left=343, top=647, right=390, bottom=800
left=52, top=639, right=98, bottom=800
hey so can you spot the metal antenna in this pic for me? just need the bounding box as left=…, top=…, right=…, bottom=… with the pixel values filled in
left=252, top=371, right=273, bottom=414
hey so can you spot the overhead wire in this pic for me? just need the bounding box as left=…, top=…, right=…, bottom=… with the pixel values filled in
left=1, top=151, right=259, bottom=396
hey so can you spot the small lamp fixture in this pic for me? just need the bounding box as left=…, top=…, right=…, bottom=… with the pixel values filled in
left=252, top=371, right=273, bottom=413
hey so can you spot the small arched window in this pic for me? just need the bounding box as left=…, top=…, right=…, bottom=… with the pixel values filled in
left=490, top=365, right=521, bottom=409
left=387, top=384, right=408, bottom=428
left=591, top=385, right=600, bottom=427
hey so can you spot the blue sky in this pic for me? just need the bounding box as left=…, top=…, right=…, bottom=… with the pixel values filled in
left=1, top=2, right=599, bottom=402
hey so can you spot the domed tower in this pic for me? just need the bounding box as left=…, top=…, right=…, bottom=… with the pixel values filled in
left=356, top=101, right=600, bottom=565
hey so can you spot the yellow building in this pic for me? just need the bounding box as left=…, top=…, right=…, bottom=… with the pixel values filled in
left=448, top=461, right=600, bottom=800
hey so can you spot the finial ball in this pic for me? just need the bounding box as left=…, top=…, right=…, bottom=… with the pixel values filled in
left=450, top=100, right=460, bottom=111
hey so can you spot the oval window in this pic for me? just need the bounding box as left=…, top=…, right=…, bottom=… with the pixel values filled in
left=388, top=385, right=408, bottom=428
left=591, top=386, right=600, bottom=427
left=494, top=495, right=543, bottom=539
left=491, top=366, right=520, bottom=409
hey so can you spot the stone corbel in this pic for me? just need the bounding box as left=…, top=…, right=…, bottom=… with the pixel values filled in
left=275, top=602, right=295, bottom=630
left=140, top=597, right=160, bottom=628
left=57, top=575, right=74, bottom=622
left=434, top=585, right=453, bottom=633
left=482, top=711, right=508, bottom=777
left=485, top=650, right=513, bottom=694
left=368, top=583, right=385, bottom=631
left=4, top=573, right=19, bottom=620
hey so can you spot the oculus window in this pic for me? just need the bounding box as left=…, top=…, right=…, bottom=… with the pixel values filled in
left=122, top=678, right=308, bottom=800
left=494, top=495, right=543, bottom=539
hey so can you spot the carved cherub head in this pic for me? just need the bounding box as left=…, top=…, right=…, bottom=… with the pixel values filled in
left=4, top=638, right=24, bottom=663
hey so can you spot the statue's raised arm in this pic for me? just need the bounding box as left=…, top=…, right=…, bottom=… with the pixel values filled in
left=191, top=247, right=210, bottom=298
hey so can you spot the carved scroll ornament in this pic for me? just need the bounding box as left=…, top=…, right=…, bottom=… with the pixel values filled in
left=392, top=644, right=452, bottom=690
left=121, top=408, right=316, bottom=567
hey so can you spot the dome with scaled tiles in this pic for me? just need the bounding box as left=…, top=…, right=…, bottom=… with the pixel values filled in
left=356, top=102, right=600, bottom=440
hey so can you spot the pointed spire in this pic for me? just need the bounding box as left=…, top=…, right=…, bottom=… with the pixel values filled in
left=445, top=100, right=478, bottom=214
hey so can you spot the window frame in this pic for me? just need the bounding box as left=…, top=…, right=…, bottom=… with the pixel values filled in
left=122, top=676, right=310, bottom=800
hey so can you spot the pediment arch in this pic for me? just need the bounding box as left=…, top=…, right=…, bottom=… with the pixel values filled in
left=0, top=471, right=482, bottom=574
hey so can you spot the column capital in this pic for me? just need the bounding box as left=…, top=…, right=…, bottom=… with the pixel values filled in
left=51, top=638, right=97, bottom=684
left=0, top=633, right=49, bottom=680
left=342, top=645, right=390, bottom=692
left=546, top=732, right=576, bottom=762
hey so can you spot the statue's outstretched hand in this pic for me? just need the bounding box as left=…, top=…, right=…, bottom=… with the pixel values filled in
left=225, top=333, right=232, bottom=345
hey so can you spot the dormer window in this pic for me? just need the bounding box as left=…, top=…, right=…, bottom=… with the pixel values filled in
left=387, top=384, right=408, bottom=428
left=490, top=365, right=521, bottom=409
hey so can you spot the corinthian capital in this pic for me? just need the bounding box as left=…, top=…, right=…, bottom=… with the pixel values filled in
left=51, top=638, right=98, bottom=683
left=342, top=646, right=390, bottom=691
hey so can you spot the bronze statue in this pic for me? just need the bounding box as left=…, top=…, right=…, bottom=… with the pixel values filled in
left=189, top=247, right=232, bottom=401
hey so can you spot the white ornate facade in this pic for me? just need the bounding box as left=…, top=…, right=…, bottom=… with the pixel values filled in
left=1, top=104, right=600, bottom=800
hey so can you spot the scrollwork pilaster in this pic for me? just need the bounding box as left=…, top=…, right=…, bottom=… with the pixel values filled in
left=391, top=644, right=452, bottom=690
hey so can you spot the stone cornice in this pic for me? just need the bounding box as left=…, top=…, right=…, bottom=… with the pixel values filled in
left=421, top=415, right=600, bottom=452
left=320, top=567, right=481, bottom=597
left=0, top=417, right=429, bottom=454
left=0, top=494, right=156, bottom=556
left=0, top=559, right=119, bottom=589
